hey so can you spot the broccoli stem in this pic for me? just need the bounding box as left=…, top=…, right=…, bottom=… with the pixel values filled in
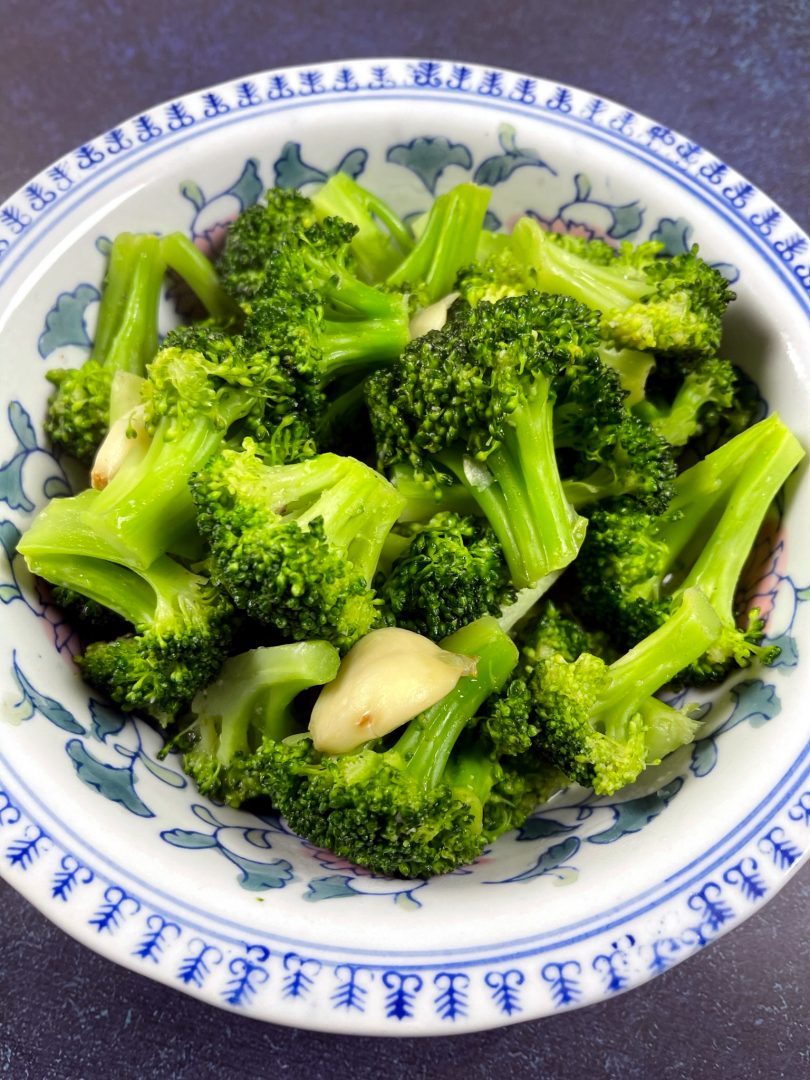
left=91, top=234, right=165, bottom=373
left=387, top=183, right=491, bottom=304
left=194, top=642, right=341, bottom=762
left=594, top=587, right=722, bottom=742
left=678, top=418, right=804, bottom=614
left=310, top=173, right=413, bottom=281
left=24, top=549, right=209, bottom=632
left=662, top=415, right=800, bottom=585
left=439, top=386, right=586, bottom=587
left=159, top=233, right=236, bottom=323
left=319, top=317, right=411, bottom=382
left=394, top=617, right=518, bottom=789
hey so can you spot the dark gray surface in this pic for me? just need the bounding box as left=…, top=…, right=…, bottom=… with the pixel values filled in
left=1, top=1, right=808, bottom=1075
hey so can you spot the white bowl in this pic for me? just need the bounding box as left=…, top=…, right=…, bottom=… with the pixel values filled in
left=1, top=57, right=809, bottom=1036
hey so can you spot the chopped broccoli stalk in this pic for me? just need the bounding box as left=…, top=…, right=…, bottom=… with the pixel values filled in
left=159, top=232, right=236, bottom=323
left=24, top=551, right=233, bottom=723
left=259, top=616, right=522, bottom=877
left=179, top=641, right=341, bottom=801
left=576, top=414, right=805, bottom=681
left=310, top=172, right=413, bottom=282
left=527, top=587, right=722, bottom=794
left=378, top=511, right=515, bottom=639
left=367, top=293, right=592, bottom=588
left=388, top=464, right=478, bottom=523
left=598, top=344, right=655, bottom=407
left=387, top=183, right=491, bottom=305
left=191, top=444, right=405, bottom=650
left=45, top=233, right=166, bottom=463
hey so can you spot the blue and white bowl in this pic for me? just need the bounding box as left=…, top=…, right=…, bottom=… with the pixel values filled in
left=1, top=57, right=809, bottom=1035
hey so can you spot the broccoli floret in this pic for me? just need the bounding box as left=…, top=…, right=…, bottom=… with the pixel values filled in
left=387, top=464, right=479, bottom=523
left=45, top=233, right=166, bottom=464
left=25, top=552, right=233, bottom=722
left=247, top=617, right=527, bottom=877
left=561, top=412, right=677, bottom=515
left=378, top=511, right=515, bottom=639
left=217, top=188, right=318, bottom=302
left=575, top=414, right=805, bottom=682
left=459, top=218, right=734, bottom=358
left=368, top=292, right=627, bottom=588
left=387, top=183, right=491, bottom=307
left=634, top=354, right=739, bottom=447
left=524, top=587, right=721, bottom=794
left=177, top=641, right=340, bottom=801
left=239, top=216, right=410, bottom=392
left=191, top=443, right=405, bottom=651
left=20, top=329, right=283, bottom=621
left=310, top=173, right=414, bottom=283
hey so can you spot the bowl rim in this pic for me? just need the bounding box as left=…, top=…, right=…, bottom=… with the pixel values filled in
left=1, top=55, right=809, bottom=1035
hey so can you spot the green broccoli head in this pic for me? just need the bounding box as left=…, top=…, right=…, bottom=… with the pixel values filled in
left=45, top=362, right=115, bottom=466
left=191, top=444, right=405, bottom=651
left=378, top=512, right=515, bottom=640
left=218, top=188, right=318, bottom=302
left=459, top=219, right=734, bottom=359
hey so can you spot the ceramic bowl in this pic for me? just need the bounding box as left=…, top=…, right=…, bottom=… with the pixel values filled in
left=1, top=57, right=809, bottom=1036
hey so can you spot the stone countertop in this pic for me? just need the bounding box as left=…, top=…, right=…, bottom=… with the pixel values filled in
left=1, top=2, right=808, bottom=1075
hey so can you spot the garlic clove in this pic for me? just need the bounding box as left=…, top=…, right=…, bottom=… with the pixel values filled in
left=309, top=627, right=476, bottom=755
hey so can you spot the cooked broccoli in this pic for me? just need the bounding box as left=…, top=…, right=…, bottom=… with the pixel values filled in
left=522, top=587, right=721, bottom=794
left=248, top=617, right=545, bottom=877
left=368, top=291, right=664, bottom=587
left=459, top=218, right=735, bottom=358
left=191, top=443, right=405, bottom=651
left=45, top=233, right=166, bottom=464
left=575, top=414, right=805, bottom=682
left=310, top=172, right=414, bottom=282
left=634, top=353, right=739, bottom=447
left=387, top=182, right=491, bottom=307
left=238, top=216, right=410, bottom=392
left=159, top=232, right=236, bottom=323
left=177, top=641, right=340, bottom=802
left=377, top=511, right=515, bottom=639
left=23, top=551, right=233, bottom=722
left=217, top=188, right=317, bottom=302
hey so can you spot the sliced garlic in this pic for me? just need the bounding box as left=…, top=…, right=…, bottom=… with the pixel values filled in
left=309, top=627, right=477, bottom=755
left=408, top=291, right=460, bottom=340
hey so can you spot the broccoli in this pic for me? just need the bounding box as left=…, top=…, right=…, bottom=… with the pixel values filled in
left=238, top=216, right=410, bottom=392
left=176, top=640, right=341, bottom=802
left=368, top=291, right=647, bottom=587
left=387, top=182, right=491, bottom=306
left=45, top=233, right=166, bottom=464
left=191, top=443, right=405, bottom=651
left=310, top=172, right=414, bottom=283
left=217, top=188, right=318, bottom=302
left=377, top=511, right=515, bottom=640
left=522, top=587, right=722, bottom=794
left=575, top=414, right=805, bottom=682
left=247, top=617, right=544, bottom=878
left=23, top=551, right=233, bottom=722
left=159, top=232, right=236, bottom=324
left=634, top=353, right=739, bottom=447
left=459, top=218, right=734, bottom=358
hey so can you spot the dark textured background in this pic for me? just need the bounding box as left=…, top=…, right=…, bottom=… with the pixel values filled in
left=1, top=1, right=808, bottom=1076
